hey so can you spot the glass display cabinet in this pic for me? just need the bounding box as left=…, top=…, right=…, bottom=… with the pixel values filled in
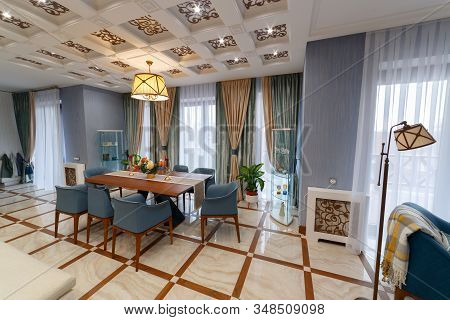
left=270, top=128, right=295, bottom=226
left=98, top=130, right=124, bottom=172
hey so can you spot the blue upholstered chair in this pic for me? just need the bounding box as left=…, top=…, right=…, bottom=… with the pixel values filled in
left=55, top=184, right=88, bottom=244
left=84, top=167, right=122, bottom=197
left=394, top=202, right=450, bottom=300
left=173, top=164, right=189, bottom=173
left=111, top=196, right=173, bottom=271
left=200, top=181, right=239, bottom=243
left=192, top=168, right=216, bottom=191
left=86, top=187, right=114, bottom=250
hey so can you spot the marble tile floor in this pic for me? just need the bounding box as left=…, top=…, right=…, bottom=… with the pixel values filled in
left=0, top=184, right=393, bottom=300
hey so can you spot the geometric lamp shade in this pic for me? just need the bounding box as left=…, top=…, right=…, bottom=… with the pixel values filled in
left=394, top=123, right=436, bottom=151
left=131, top=73, right=168, bottom=101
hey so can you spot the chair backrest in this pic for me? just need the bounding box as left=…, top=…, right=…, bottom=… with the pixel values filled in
left=84, top=167, right=110, bottom=178
left=88, top=187, right=113, bottom=218
left=173, top=164, right=189, bottom=173
left=55, top=184, right=88, bottom=214
left=192, top=167, right=216, bottom=189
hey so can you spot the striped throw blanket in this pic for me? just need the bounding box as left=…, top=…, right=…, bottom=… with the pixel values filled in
left=381, top=204, right=450, bottom=287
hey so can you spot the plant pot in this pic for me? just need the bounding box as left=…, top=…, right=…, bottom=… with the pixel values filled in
left=146, top=173, right=156, bottom=179
left=245, top=190, right=259, bottom=204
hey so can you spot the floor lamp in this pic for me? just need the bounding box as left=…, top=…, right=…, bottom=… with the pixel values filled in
left=372, top=121, right=436, bottom=300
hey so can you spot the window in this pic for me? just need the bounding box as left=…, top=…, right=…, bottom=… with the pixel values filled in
left=179, top=83, right=216, bottom=170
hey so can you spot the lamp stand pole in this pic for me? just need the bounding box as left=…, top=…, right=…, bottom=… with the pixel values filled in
left=372, top=121, right=407, bottom=300
left=373, top=149, right=389, bottom=300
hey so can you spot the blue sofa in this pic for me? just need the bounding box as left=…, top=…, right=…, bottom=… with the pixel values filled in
left=396, top=202, right=450, bottom=300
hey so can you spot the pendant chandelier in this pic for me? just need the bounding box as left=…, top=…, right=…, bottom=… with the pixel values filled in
left=131, top=60, right=168, bottom=101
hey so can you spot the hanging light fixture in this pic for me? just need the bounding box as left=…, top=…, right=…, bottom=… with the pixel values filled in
left=131, top=60, right=168, bottom=101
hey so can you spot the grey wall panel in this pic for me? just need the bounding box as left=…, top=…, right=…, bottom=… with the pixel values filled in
left=82, top=86, right=124, bottom=168
left=61, top=85, right=124, bottom=169
left=61, top=85, right=87, bottom=164
left=300, top=33, right=365, bottom=225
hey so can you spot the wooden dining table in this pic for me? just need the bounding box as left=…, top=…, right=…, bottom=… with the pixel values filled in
left=85, top=170, right=212, bottom=215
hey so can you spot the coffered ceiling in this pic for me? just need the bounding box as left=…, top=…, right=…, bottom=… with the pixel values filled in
left=0, top=0, right=449, bottom=92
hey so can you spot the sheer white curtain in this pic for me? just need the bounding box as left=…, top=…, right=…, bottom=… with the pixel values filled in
left=348, top=19, right=450, bottom=259
left=139, top=101, right=153, bottom=157
left=179, top=83, right=216, bottom=170
left=34, top=89, right=64, bottom=190
left=254, top=78, right=272, bottom=199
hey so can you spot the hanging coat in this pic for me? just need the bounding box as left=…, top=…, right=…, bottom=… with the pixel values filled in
left=0, top=154, right=13, bottom=178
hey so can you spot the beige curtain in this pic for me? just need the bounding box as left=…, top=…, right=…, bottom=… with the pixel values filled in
left=154, top=87, right=176, bottom=159
left=262, top=77, right=273, bottom=163
left=221, top=79, right=251, bottom=199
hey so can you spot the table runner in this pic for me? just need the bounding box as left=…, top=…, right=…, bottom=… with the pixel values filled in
left=105, top=171, right=205, bottom=209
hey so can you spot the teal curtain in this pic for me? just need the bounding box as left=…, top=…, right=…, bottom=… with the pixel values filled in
left=123, top=94, right=144, bottom=155
left=215, top=82, right=230, bottom=184
left=271, top=73, right=302, bottom=206
left=239, top=78, right=256, bottom=168
left=13, top=92, right=35, bottom=183
left=168, top=89, right=180, bottom=166
left=12, top=92, right=35, bottom=162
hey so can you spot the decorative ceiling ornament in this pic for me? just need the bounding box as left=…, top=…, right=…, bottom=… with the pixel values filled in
left=122, top=77, right=133, bottom=82
left=197, top=63, right=213, bottom=71
left=167, top=69, right=182, bottom=75
left=177, top=0, right=219, bottom=24
left=226, top=57, right=248, bottom=65
left=62, top=41, right=92, bottom=53
left=111, top=61, right=130, bottom=68
left=89, top=66, right=105, bottom=73
left=208, top=35, right=237, bottom=49
left=28, top=0, right=70, bottom=16
left=128, top=16, right=168, bottom=36
left=255, top=24, right=287, bottom=41
left=0, top=11, right=32, bottom=29
left=15, top=57, right=42, bottom=65
left=68, top=71, right=85, bottom=77
left=131, top=60, right=169, bottom=101
left=103, top=81, right=114, bottom=85
left=37, top=49, right=65, bottom=60
left=264, top=50, right=288, bottom=60
left=91, top=29, right=126, bottom=45
left=170, top=46, right=195, bottom=57
left=242, top=0, right=281, bottom=10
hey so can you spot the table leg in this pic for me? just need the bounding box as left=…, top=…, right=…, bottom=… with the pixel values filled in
left=183, top=193, right=185, bottom=213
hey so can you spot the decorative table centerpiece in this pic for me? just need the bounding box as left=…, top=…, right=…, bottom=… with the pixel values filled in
left=138, top=156, right=157, bottom=178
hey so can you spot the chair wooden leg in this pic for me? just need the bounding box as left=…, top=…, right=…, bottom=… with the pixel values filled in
left=73, top=215, right=80, bottom=244
left=233, top=215, right=241, bottom=243
left=135, top=233, right=142, bottom=272
left=394, top=287, right=406, bottom=300
left=86, top=215, right=93, bottom=244
left=201, top=217, right=205, bottom=243
left=103, top=219, right=109, bottom=251
left=54, top=210, right=60, bottom=238
left=112, top=227, right=117, bottom=257
left=169, top=217, right=173, bottom=244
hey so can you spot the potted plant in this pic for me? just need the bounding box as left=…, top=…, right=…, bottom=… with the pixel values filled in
left=237, top=163, right=265, bottom=204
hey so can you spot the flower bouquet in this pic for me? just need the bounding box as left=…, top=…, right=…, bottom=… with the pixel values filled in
left=138, top=156, right=157, bottom=178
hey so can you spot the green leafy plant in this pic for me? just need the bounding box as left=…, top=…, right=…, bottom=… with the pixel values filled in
left=237, top=163, right=265, bottom=193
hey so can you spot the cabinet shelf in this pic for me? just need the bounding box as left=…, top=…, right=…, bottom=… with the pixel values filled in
left=270, top=128, right=295, bottom=226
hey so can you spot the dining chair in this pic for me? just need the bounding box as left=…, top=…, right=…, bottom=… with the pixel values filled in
left=84, top=167, right=122, bottom=197
left=55, top=184, right=88, bottom=244
left=111, top=197, right=173, bottom=271
left=173, top=164, right=189, bottom=173
left=200, top=181, right=239, bottom=243
left=192, top=168, right=216, bottom=191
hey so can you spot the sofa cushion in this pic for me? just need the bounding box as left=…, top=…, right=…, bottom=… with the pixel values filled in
left=0, top=241, right=75, bottom=300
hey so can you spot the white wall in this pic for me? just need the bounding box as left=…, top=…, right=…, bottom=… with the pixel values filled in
left=0, top=91, right=22, bottom=177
